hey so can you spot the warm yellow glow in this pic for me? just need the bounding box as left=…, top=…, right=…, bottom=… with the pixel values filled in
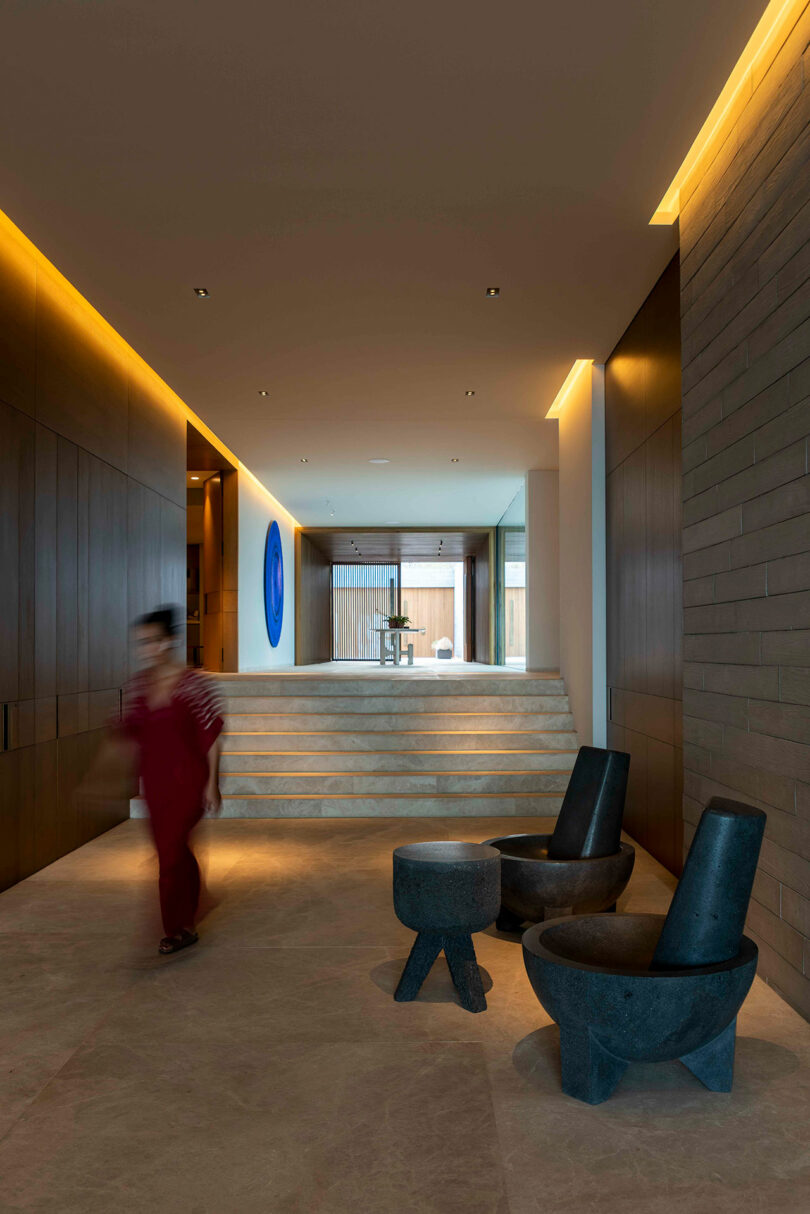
left=651, top=0, right=804, bottom=224
left=545, top=359, right=593, bottom=419
left=0, top=205, right=300, bottom=527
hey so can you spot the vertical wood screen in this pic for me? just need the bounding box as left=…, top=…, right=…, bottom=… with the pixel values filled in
left=332, top=564, right=400, bottom=659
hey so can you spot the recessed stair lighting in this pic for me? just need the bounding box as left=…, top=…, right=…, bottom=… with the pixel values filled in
left=193, top=287, right=209, bottom=297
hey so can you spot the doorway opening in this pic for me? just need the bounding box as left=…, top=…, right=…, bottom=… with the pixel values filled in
left=297, top=529, right=494, bottom=666
left=186, top=423, right=238, bottom=671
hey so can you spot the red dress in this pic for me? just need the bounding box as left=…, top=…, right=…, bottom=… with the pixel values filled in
left=123, top=668, right=224, bottom=937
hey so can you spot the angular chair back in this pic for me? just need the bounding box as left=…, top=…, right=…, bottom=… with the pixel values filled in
left=547, top=746, right=631, bottom=861
left=653, top=797, right=766, bottom=969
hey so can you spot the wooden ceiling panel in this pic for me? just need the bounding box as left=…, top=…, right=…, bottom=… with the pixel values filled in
left=302, top=528, right=491, bottom=563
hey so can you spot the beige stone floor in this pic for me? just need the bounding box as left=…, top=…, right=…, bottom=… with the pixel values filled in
left=0, top=817, right=809, bottom=1213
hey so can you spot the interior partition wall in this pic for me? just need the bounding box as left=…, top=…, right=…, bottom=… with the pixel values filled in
left=332, top=563, right=400, bottom=660
left=605, top=253, right=683, bottom=875
left=0, top=217, right=187, bottom=891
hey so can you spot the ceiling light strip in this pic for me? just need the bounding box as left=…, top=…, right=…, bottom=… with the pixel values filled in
left=650, top=0, right=804, bottom=224
left=545, top=359, right=593, bottom=419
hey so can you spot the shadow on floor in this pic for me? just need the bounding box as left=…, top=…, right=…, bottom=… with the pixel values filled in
left=371, top=955, right=494, bottom=1004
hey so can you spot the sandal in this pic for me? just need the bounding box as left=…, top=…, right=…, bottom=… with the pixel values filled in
left=158, top=930, right=199, bottom=955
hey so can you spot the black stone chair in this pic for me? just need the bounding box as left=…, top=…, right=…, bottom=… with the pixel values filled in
left=484, top=745, right=633, bottom=930
left=522, top=797, right=766, bottom=1104
left=392, top=841, right=500, bottom=1013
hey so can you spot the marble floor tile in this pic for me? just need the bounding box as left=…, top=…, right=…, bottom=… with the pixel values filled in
left=0, top=815, right=808, bottom=1213
left=0, top=1038, right=509, bottom=1214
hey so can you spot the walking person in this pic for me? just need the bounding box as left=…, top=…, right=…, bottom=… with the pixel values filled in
left=122, top=606, right=224, bottom=954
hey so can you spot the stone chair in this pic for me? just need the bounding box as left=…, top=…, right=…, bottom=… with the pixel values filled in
left=522, top=797, right=766, bottom=1103
left=484, top=745, right=633, bottom=931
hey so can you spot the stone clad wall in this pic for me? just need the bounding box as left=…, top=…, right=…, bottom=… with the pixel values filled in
left=679, top=6, right=810, bottom=1018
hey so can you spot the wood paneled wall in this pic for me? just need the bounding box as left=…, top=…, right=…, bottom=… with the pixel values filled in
left=474, top=533, right=495, bottom=664
left=605, top=254, right=684, bottom=874
left=0, top=228, right=186, bottom=890
left=295, top=532, right=331, bottom=664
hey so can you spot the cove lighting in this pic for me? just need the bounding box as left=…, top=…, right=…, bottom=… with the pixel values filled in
left=0, top=205, right=299, bottom=530
left=651, top=0, right=804, bottom=223
left=545, top=359, right=593, bottom=419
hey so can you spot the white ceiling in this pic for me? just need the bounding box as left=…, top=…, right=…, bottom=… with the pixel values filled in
left=0, top=0, right=766, bottom=524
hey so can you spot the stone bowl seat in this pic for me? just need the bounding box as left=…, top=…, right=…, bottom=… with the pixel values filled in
left=523, top=913, right=758, bottom=1100
left=482, top=744, right=634, bottom=930
left=484, top=833, right=635, bottom=925
left=520, top=797, right=767, bottom=1103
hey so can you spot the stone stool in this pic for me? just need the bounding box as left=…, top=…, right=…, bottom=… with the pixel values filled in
left=522, top=798, right=766, bottom=1103
left=393, top=841, right=501, bottom=1013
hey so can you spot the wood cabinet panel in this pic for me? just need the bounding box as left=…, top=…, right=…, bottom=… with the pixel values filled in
left=0, top=237, right=35, bottom=418
left=0, top=751, right=21, bottom=891
left=295, top=532, right=331, bottom=665
left=0, top=402, right=35, bottom=701
left=56, top=437, right=79, bottom=696
left=35, top=273, right=128, bottom=472
left=127, top=480, right=162, bottom=630
left=127, top=364, right=186, bottom=507
left=160, top=497, right=187, bottom=617
left=34, top=425, right=58, bottom=699
left=475, top=534, right=492, bottom=665
left=88, top=456, right=128, bottom=690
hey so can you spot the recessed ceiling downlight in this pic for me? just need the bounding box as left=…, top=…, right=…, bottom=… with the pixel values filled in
left=258, top=389, right=269, bottom=397
left=486, top=286, right=499, bottom=297
left=465, top=390, right=475, bottom=396
left=193, top=287, right=209, bottom=297
left=368, top=458, right=390, bottom=464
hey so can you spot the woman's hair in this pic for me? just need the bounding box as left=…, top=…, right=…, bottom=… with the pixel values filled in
left=135, top=605, right=183, bottom=638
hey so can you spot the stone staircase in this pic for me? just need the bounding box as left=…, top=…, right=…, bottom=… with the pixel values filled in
left=213, top=672, right=578, bottom=818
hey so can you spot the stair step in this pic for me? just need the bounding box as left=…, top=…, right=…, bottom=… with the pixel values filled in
left=220, top=771, right=571, bottom=795
left=222, top=694, right=572, bottom=713
left=222, top=730, right=579, bottom=752
left=216, top=793, right=565, bottom=818
left=215, top=676, right=566, bottom=697
left=223, top=711, right=575, bottom=731
left=220, top=749, right=577, bottom=772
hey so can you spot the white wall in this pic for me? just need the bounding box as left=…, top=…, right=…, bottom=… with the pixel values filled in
left=238, top=473, right=297, bottom=670
left=557, top=364, right=606, bottom=745
left=525, top=469, right=559, bottom=671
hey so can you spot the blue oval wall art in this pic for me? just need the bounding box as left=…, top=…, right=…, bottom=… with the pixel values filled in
left=263, top=520, right=284, bottom=647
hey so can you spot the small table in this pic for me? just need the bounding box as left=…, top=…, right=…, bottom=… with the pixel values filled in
left=392, top=841, right=501, bottom=1012
left=372, top=627, right=426, bottom=666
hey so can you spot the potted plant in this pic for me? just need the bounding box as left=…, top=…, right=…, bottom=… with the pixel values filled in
left=385, top=614, right=411, bottom=629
